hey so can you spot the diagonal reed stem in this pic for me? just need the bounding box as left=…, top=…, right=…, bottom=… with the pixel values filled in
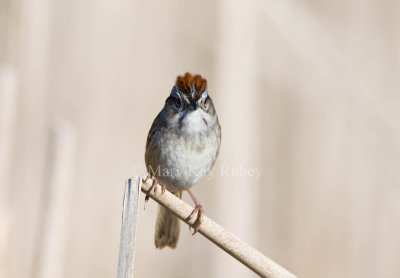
left=140, top=176, right=296, bottom=278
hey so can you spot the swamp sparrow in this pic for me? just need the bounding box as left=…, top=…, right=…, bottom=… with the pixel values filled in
left=145, top=73, right=221, bottom=249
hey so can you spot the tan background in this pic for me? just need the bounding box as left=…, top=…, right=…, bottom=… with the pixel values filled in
left=1, top=0, right=400, bottom=277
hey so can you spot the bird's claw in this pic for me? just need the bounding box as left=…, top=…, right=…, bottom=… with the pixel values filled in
left=143, top=176, right=165, bottom=207
left=187, top=205, right=204, bottom=235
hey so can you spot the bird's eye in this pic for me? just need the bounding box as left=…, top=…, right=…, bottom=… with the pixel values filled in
left=203, top=98, right=209, bottom=111
left=174, top=97, right=182, bottom=107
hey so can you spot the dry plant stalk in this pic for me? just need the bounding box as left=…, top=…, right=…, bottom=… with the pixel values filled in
left=117, top=178, right=140, bottom=278
left=140, top=176, right=296, bottom=278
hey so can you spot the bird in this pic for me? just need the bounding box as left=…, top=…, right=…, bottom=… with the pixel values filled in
left=144, top=72, right=221, bottom=249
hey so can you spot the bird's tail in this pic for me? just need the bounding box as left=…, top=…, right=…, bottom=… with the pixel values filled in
left=154, top=191, right=182, bottom=249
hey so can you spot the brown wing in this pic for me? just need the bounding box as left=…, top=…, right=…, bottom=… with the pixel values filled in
left=145, top=113, right=163, bottom=175
left=146, top=112, right=161, bottom=149
left=210, top=120, right=221, bottom=169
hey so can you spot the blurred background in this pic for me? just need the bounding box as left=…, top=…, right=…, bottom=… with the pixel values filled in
left=1, top=0, right=400, bottom=277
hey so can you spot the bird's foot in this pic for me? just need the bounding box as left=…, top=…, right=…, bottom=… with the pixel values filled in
left=187, top=204, right=204, bottom=235
left=186, top=189, right=204, bottom=235
left=142, top=175, right=166, bottom=203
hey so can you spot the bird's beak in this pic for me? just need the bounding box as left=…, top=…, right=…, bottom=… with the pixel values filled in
left=191, top=101, right=197, bottom=110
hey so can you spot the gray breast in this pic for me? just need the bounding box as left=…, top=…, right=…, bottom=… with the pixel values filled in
left=146, top=125, right=220, bottom=192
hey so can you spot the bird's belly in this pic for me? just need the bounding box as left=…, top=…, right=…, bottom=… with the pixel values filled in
left=154, top=135, right=218, bottom=192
